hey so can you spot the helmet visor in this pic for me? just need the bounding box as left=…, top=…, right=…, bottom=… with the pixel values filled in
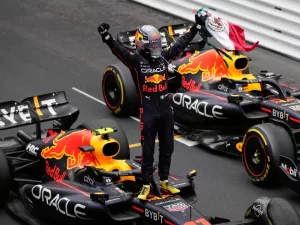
left=145, top=39, right=162, bottom=58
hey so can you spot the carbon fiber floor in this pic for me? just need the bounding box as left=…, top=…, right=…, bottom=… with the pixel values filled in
left=1, top=0, right=300, bottom=224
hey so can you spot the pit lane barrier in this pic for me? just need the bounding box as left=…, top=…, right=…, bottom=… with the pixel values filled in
left=130, top=0, right=300, bottom=61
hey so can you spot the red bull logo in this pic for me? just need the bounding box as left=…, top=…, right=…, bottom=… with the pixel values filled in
left=145, top=74, right=166, bottom=84
left=41, top=130, right=100, bottom=170
left=178, top=50, right=231, bottom=82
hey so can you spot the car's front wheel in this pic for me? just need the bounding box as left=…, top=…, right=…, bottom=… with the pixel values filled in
left=242, top=123, right=295, bottom=186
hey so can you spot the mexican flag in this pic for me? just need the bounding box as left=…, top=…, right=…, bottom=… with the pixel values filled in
left=204, top=15, right=259, bottom=52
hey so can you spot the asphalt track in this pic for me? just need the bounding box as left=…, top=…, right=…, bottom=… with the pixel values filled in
left=1, top=0, right=300, bottom=224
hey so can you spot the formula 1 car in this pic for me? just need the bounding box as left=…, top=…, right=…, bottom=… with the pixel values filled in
left=1, top=91, right=300, bottom=225
left=101, top=22, right=300, bottom=191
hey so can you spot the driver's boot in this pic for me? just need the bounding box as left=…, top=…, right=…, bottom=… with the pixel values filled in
left=137, top=184, right=151, bottom=200
left=160, top=180, right=180, bottom=194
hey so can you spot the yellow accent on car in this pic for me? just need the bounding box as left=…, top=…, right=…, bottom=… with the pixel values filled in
left=92, top=127, right=115, bottom=136
left=222, top=52, right=261, bottom=92
left=33, top=96, right=43, bottom=116
left=247, top=129, right=267, bottom=146
left=236, top=142, right=243, bottom=152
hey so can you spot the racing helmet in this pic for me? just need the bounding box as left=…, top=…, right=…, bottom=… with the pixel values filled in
left=135, top=25, right=162, bottom=58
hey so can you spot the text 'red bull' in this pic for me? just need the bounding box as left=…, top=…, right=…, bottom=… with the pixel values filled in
left=45, top=160, right=66, bottom=181
left=143, top=82, right=167, bottom=92
left=41, top=130, right=100, bottom=170
left=181, top=76, right=202, bottom=92
left=178, top=50, right=230, bottom=82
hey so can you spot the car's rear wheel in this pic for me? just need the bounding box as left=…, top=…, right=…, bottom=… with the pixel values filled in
left=242, top=123, right=295, bottom=186
left=78, top=118, right=130, bottom=160
left=0, top=150, right=12, bottom=203
left=102, top=63, right=138, bottom=117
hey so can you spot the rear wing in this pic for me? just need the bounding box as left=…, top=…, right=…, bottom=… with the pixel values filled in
left=0, top=91, right=79, bottom=130
left=117, top=22, right=196, bottom=50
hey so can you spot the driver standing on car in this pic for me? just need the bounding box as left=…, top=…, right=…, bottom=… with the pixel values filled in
left=97, top=10, right=205, bottom=200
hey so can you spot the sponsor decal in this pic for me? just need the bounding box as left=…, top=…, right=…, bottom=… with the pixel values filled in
left=0, top=105, right=31, bottom=127
left=131, top=162, right=141, bottom=169
left=40, top=99, right=58, bottom=115
left=145, top=209, right=163, bottom=223
left=172, top=182, right=187, bottom=187
left=106, top=197, right=121, bottom=203
left=252, top=204, right=263, bottom=217
left=141, top=66, right=165, bottom=74
left=115, top=187, right=125, bottom=194
left=0, top=99, right=57, bottom=127
left=218, top=83, right=229, bottom=92
left=154, top=197, right=181, bottom=206
left=241, top=100, right=253, bottom=104
left=45, top=161, right=67, bottom=181
left=272, top=109, right=289, bottom=121
left=289, top=105, right=300, bottom=111
left=172, top=93, right=226, bottom=119
left=163, top=202, right=189, bottom=212
left=104, top=177, right=112, bottom=185
left=168, top=64, right=176, bottom=73
left=26, top=143, right=38, bottom=156
left=31, top=185, right=89, bottom=219
left=143, top=82, right=167, bottom=93
left=181, top=76, right=202, bottom=92
left=84, top=175, right=95, bottom=186
left=281, top=163, right=297, bottom=178
left=144, top=74, right=166, bottom=84
left=41, top=130, right=100, bottom=170
left=238, top=86, right=244, bottom=92
left=177, top=51, right=230, bottom=82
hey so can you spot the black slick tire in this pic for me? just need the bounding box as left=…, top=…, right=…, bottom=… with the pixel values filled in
left=242, top=123, right=295, bottom=186
left=102, top=63, right=138, bottom=117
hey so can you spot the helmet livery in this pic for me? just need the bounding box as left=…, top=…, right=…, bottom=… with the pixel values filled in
left=135, top=25, right=162, bottom=58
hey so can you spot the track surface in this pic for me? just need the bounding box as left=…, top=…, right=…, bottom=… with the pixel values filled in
left=1, top=0, right=300, bottom=224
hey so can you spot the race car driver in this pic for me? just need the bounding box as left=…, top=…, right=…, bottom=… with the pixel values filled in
left=98, top=9, right=205, bottom=200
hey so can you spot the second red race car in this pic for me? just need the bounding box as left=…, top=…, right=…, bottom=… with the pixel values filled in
left=101, top=22, right=300, bottom=192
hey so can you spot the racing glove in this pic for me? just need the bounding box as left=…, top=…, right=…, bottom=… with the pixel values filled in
left=194, top=8, right=212, bottom=38
left=98, top=23, right=111, bottom=43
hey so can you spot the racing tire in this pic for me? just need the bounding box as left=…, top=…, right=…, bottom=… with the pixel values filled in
left=0, top=150, right=12, bottom=203
left=266, top=198, right=300, bottom=225
left=102, top=63, right=138, bottom=117
left=78, top=118, right=130, bottom=160
left=242, top=123, right=295, bottom=186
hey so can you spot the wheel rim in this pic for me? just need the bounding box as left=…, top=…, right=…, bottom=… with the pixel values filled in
left=103, top=72, right=121, bottom=109
left=243, top=134, right=267, bottom=177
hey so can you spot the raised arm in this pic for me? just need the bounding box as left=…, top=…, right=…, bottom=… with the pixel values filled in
left=162, top=8, right=212, bottom=61
left=162, top=24, right=199, bottom=61
left=98, top=23, right=137, bottom=69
